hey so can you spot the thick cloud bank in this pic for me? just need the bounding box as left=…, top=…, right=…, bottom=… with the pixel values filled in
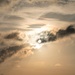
left=0, top=31, right=32, bottom=63
left=0, top=25, right=75, bottom=63
left=36, top=25, right=75, bottom=43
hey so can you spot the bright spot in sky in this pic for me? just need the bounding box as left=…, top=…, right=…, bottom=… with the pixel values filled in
left=37, top=39, right=42, bottom=44
left=33, top=43, right=43, bottom=49
left=34, top=24, right=52, bottom=33
left=26, top=24, right=52, bottom=49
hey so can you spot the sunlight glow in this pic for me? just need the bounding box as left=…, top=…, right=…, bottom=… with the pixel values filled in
left=34, top=43, right=43, bottom=49
left=37, top=39, right=42, bottom=44
left=26, top=24, right=52, bottom=49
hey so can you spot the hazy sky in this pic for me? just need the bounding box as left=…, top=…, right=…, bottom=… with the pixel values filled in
left=0, top=0, right=75, bottom=75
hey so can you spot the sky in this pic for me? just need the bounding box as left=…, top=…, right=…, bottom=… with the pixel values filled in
left=0, top=0, right=75, bottom=75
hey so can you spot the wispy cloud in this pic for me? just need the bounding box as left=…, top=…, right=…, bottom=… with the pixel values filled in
left=28, top=24, right=45, bottom=28
left=40, top=12, right=75, bottom=22
left=4, top=15, right=24, bottom=21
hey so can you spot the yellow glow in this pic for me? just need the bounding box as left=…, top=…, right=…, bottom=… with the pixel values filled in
left=27, top=24, right=51, bottom=35
left=34, top=43, right=43, bottom=49
left=26, top=24, right=52, bottom=49
left=37, top=39, right=42, bottom=44
left=33, top=24, right=51, bottom=33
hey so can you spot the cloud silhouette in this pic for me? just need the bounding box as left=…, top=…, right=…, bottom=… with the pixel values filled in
left=0, top=45, right=24, bottom=63
left=0, top=0, right=10, bottom=6
left=5, top=32, right=19, bottom=39
left=0, top=31, right=32, bottom=63
left=36, top=25, right=75, bottom=43
left=56, top=25, right=75, bottom=38
left=4, top=31, right=26, bottom=41
left=0, top=25, right=75, bottom=63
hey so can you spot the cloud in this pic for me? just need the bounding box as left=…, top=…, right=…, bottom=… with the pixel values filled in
left=28, top=24, right=45, bottom=28
left=4, top=15, right=24, bottom=21
left=0, top=0, right=75, bottom=64
left=5, top=31, right=19, bottom=39
left=56, top=25, right=75, bottom=37
left=0, top=0, right=10, bottom=6
left=0, top=25, right=75, bottom=64
left=12, top=0, right=72, bottom=8
left=10, top=0, right=75, bottom=12
left=40, top=12, right=75, bottom=22
left=0, top=45, right=24, bottom=63
left=0, top=31, right=33, bottom=63
left=4, top=31, right=27, bottom=41
left=11, top=0, right=51, bottom=11
left=0, top=27, right=33, bottom=32
left=0, top=22, right=19, bottom=26
left=36, top=25, right=75, bottom=43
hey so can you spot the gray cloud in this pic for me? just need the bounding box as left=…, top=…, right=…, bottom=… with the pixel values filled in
left=0, top=25, right=75, bottom=64
left=0, top=31, right=32, bottom=63
left=28, top=24, right=45, bottom=28
left=56, top=25, right=75, bottom=37
left=11, top=0, right=51, bottom=11
left=40, top=12, right=75, bottom=22
left=0, top=0, right=75, bottom=65
left=0, top=27, right=33, bottom=32
left=0, top=45, right=24, bottom=63
left=5, top=32, right=20, bottom=40
left=0, top=22, right=19, bottom=26
left=0, top=0, right=10, bottom=6
left=11, top=0, right=75, bottom=12
left=36, top=25, right=75, bottom=43
left=4, top=15, right=24, bottom=21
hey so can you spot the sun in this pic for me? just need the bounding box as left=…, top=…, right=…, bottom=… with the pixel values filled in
left=26, top=24, right=51, bottom=49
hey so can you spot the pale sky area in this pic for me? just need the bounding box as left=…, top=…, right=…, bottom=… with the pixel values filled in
left=0, top=0, right=75, bottom=75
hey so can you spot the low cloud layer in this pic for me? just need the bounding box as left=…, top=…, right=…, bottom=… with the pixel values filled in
left=0, top=45, right=24, bottom=63
left=5, top=32, right=23, bottom=41
left=0, top=25, right=75, bottom=63
left=0, top=31, right=32, bottom=63
left=37, top=25, right=75, bottom=43
left=56, top=25, right=75, bottom=37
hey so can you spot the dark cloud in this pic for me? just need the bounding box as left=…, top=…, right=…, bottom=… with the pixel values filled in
left=0, top=0, right=10, bottom=6
left=0, top=45, right=24, bottom=63
left=36, top=25, right=75, bottom=43
left=5, top=32, right=19, bottom=39
left=4, top=15, right=24, bottom=21
left=0, top=31, right=32, bottom=63
left=0, top=25, right=75, bottom=64
left=40, top=12, right=75, bottom=22
left=56, top=25, right=75, bottom=37
left=4, top=31, right=24, bottom=41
